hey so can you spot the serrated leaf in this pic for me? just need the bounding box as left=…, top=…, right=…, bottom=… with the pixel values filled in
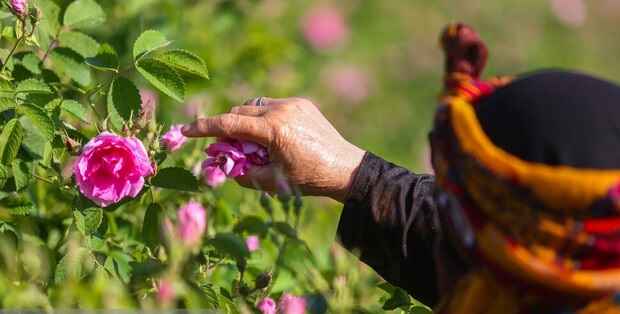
left=382, top=287, right=412, bottom=310
left=407, top=306, right=433, bottom=314
left=61, top=99, right=89, bottom=123
left=74, top=210, right=86, bottom=236
left=20, top=116, right=48, bottom=160
left=49, top=47, right=91, bottom=86
left=206, top=233, right=250, bottom=261
left=58, top=31, right=100, bottom=58
left=141, top=203, right=164, bottom=250
left=0, top=164, right=7, bottom=189
left=20, top=53, right=42, bottom=75
left=85, top=43, right=118, bottom=72
left=0, top=77, right=15, bottom=92
left=15, top=79, right=53, bottom=94
left=0, top=98, right=17, bottom=113
left=218, top=293, right=240, bottom=314
left=0, top=195, right=32, bottom=215
left=11, top=159, right=30, bottom=192
left=273, top=222, right=297, bottom=239
left=201, top=284, right=220, bottom=308
left=34, top=0, right=61, bottom=45
left=136, top=59, right=184, bottom=102
left=158, top=49, right=208, bottom=78
left=63, top=0, right=105, bottom=30
left=54, top=247, right=95, bottom=284
left=42, top=141, right=52, bottom=167
left=18, top=103, right=54, bottom=141
left=0, top=119, right=22, bottom=166
left=133, top=30, right=171, bottom=60
left=81, top=207, right=102, bottom=235
left=150, top=167, right=198, bottom=191
left=106, top=77, right=141, bottom=130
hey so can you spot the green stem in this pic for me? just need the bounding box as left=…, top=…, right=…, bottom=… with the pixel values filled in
left=32, top=173, right=56, bottom=186
left=84, top=63, right=136, bottom=101
left=1, top=35, right=24, bottom=74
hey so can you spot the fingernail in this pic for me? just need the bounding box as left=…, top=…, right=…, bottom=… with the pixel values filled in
left=181, top=124, right=190, bottom=134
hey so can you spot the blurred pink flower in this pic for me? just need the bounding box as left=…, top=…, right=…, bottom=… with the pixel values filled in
left=74, top=132, right=153, bottom=207
left=302, top=6, right=350, bottom=51
left=11, top=0, right=27, bottom=15
left=278, top=294, right=307, bottom=314
left=203, top=165, right=227, bottom=187
left=183, top=94, right=207, bottom=118
left=246, top=236, right=259, bottom=252
left=177, top=200, right=207, bottom=247
left=157, top=278, right=174, bottom=308
left=323, top=64, right=373, bottom=103
left=258, top=298, right=276, bottom=314
left=161, top=124, right=188, bottom=153
left=550, top=0, right=586, bottom=28
left=140, top=89, right=158, bottom=119
left=202, top=140, right=269, bottom=178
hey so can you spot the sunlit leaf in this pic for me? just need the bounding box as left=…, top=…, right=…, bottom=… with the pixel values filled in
left=133, top=29, right=171, bottom=60
left=63, top=0, right=105, bottom=30
left=141, top=203, right=164, bottom=251
left=58, top=31, right=100, bottom=57
left=0, top=118, right=22, bottom=166
left=18, top=103, right=55, bottom=141
left=85, top=43, right=118, bottom=72
left=60, top=99, right=89, bottom=124
left=15, top=79, right=53, bottom=94
left=49, top=47, right=91, bottom=86
left=0, top=77, right=15, bottom=93
left=151, top=167, right=198, bottom=191
left=0, top=195, right=32, bottom=215
left=11, top=159, right=30, bottom=192
left=0, top=98, right=18, bottom=113
left=106, top=77, right=141, bottom=130
left=158, top=49, right=208, bottom=78
left=136, top=58, right=185, bottom=102
left=0, top=164, right=6, bottom=189
left=54, top=247, right=95, bottom=284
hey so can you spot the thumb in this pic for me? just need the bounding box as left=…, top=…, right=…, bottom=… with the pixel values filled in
left=235, top=164, right=276, bottom=192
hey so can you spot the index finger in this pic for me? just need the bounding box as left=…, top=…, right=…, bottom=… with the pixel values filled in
left=181, top=113, right=271, bottom=146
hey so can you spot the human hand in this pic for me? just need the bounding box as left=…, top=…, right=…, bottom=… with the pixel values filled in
left=181, top=97, right=366, bottom=202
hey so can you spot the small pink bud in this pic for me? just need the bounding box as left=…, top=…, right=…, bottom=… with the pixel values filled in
left=161, top=124, right=188, bottom=153
left=246, top=236, right=259, bottom=252
left=177, top=200, right=207, bottom=247
left=11, top=0, right=27, bottom=15
left=278, top=294, right=307, bottom=314
left=156, top=278, right=174, bottom=308
left=257, top=298, right=276, bottom=314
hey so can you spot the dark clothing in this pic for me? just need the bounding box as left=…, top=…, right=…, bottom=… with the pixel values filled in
left=337, top=152, right=441, bottom=306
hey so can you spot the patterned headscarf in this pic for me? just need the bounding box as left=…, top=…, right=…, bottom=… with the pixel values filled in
left=431, top=22, right=620, bottom=314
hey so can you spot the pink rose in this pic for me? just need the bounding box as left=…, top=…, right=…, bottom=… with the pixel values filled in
left=322, top=64, right=373, bottom=103
left=202, top=140, right=269, bottom=178
left=278, top=294, right=307, bottom=314
left=257, top=298, right=276, bottom=314
left=161, top=124, right=188, bottom=153
left=74, top=132, right=153, bottom=207
left=302, top=6, right=349, bottom=51
left=11, top=0, right=27, bottom=15
left=203, top=165, right=226, bottom=187
left=140, top=89, right=159, bottom=119
left=177, top=200, right=207, bottom=247
left=246, top=235, right=259, bottom=252
left=157, top=278, right=174, bottom=308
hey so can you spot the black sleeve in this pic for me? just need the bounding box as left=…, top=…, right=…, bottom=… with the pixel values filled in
left=336, top=151, right=440, bottom=306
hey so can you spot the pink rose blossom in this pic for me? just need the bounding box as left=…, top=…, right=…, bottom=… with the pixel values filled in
left=246, top=236, right=259, bottom=252
left=203, top=165, right=227, bottom=187
left=177, top=200, right=207, bottom=247
left=278, top=294, right=307, bottom=314
left=323, top=64, right=373, bottom=103
left=550, top=0, right=586, bottom=28
left=202, top=140, right=269, bottom=179
left=161, top=124, right=188, bottom=153
left=157, top=278, right=174, bottom=308
left=74, top=132, right=153, bottom=207
left=11, top=0, right=27, bottom=15
left=302, top=6, right=349, bottom=51
left=257, top=298, right=276, bottom=314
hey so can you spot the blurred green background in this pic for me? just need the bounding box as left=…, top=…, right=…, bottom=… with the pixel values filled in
left=75, top=0, right=620, bottom=309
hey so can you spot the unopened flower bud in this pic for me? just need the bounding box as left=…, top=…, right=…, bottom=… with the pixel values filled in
left=238, top=283, right=251, bottom=297
left=254, top=271, right=271, bottom=290
left=65, top=138, right=82, bottom=156
left=236, top=258, right=247, bottom=273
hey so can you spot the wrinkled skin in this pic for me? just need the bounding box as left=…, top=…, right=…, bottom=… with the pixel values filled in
left=182, top=97, right=365, bottom=202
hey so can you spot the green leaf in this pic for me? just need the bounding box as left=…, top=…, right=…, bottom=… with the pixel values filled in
left=382, top=287, right=412, bottom=311
left=233, top=216, right=269, bottom=236
left=0, top=164, right=6, bottom=189
left=133, top=30, right=171, bottom=60
left=20, top=53, right=42, bottom=75
left=49, top=47, right=91, bottom=86
left=54, top=247, right=95, bottom=284
left=0, top=98, right=18, bottom=113
left=273, top=222, right=297, bottom=239
left=18, top=103, right=55, bottom=141
left=206, top=233, right=250, bottom=261
left=151, top=167, right=198, bottom=191
left=0, top=195, right=33, bottom=215
left=0, top=77, right=15, bottom=93
left=407, top=306, right=433, bottom=314
left=200, top=284, right=220, bottom=308
left=106, top=77, right=141, bottom=130
left=136, top=59, right=184, bottom=102
left=85, top=43, right=118, bottom=72
left=11, top=159, right=30, bottom=192
left=20, top=116, right=48, bottom=160
left=0, top=119, right=22, bottom=166
left=158, top=49, right=208, bottom=78
left=15, top=79, right=53, bottom=94
left=34, top=0, right=61, bottom=39
left=75, top=207, right=102, bottom=236
left=58, top=31, right=101, bottom=58
left=61, top=99, right=89, bottom=124
left=141, top=203, right=164, bottom=250
left=218, top=293, right=241, bottom=314
left=63, top=0, right=105, bottom=30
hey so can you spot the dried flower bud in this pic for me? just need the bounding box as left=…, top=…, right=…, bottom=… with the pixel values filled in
left=238, top=283, right=251, bottom=297
left=254, top=271, right=271, bottom=290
